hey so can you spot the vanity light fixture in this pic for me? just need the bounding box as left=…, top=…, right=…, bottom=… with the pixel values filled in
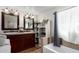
left=4, top=8, right=9, bottom=13
left=2, top=8, right=19, bottom=15
left=25, top=13, right=34, bottom=19
left=14, top=10, right=19, bottom=15
left=25, top=14, right=29, bottom=18
left=31, top=15, right=34, bottom=19
left=9, top=9, right=14, bottom=13
left=2, top=8, right=9, bottom=14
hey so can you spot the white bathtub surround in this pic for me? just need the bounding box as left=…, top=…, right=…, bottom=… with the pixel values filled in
left=43, top=43, right=79, bottom=53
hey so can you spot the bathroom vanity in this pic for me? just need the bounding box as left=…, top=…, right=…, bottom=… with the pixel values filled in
left=1, top=10, right=35, bottom=53
left=2, top=32, right=35, bottom=53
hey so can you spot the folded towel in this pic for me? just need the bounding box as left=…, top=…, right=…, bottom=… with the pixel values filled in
left=0, top=35, right=7, bottom=46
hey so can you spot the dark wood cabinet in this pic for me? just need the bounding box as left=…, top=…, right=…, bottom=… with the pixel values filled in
left=7, top=33, right=35, bottom=53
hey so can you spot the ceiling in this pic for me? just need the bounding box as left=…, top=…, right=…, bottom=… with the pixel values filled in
left=8, top=6, right=70, bottom=15
left=30, top=6, right=71, bottom=15
left=33, top=6, right=56, bottom=13
left=1, top=6, right=71, bottom=17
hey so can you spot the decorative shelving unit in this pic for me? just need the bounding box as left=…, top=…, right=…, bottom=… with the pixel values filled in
left=34, top=22, right=46, bottom=45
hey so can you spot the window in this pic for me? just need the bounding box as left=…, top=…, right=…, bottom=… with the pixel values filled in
left=57, top=7, right=79, bottom=44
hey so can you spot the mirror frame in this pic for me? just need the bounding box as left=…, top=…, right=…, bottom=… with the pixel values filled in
left=1, top=12, right=19, bottom=30
left=24, top=17, right=34, bottom=30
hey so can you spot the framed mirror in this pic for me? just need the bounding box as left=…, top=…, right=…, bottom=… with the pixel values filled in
left=24, top=17, right=34, bottom=30
left=2, top=12, right=19, bottom=30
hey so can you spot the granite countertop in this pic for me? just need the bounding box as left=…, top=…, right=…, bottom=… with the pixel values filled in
left=1, top=31, right=35, bottom=35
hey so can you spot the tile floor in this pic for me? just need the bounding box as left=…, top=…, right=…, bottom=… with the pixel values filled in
left=20, top=47, right=42, bottom=53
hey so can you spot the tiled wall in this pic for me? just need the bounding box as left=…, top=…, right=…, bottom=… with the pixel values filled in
left=52, top=37, right=79, bottom=50
left=62, top=40, right=79, bottom=50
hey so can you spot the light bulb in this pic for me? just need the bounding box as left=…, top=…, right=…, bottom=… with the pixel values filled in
left=5, top=8, right=8, bottom=12
left=4, top=8, right=9, bottom=13
left=14, top=12, right=18, bottom=15
left=31, top=15, right=34, bottom=19
left=25, top=14, right=29, bottom=18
